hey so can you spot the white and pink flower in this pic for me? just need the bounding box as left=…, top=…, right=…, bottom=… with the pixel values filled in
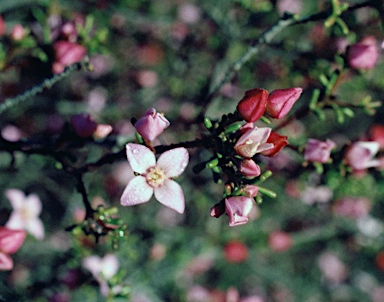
left=344, top=141, right=380, bottom=171
left=234, top=127, right=274, bottom=158
left=5, top=189, right=44, bottom=240
left=120, top=143, right=189, bottom=214
left=225, top=196, right=254, bottom=226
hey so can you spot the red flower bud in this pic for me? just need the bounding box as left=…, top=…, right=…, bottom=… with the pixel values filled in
left=266, top=87, right=302, bottom=119
left=236, top=88, right=268, bottom=122
left=347, top=36, right=379, bottom=70
left=210, top=201, right=225, bottom=218
left=261, top=131, right=288, bottom=157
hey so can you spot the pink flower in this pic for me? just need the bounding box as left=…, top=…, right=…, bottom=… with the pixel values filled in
left=236, top=88, right=269, bottom=123
left=0, top=16, right=6, bottom=37
left=225, top=196, right=254, bottom=226
left=134, top=108, right=170, bottom=141
left=268, top=231, right=292, bottom=252
left=239, top=159, right=261, bottom=178
left=53, top=41, right=87, bottom=73
left=10, top=24, right=25, bottom=41
left=333, top=197, right=372, bottom=219
left=304, top=138, right=336, bottom=163
left=5, top=189, right=44, bottom=240
left=347, top=36, right=379, bottom=70
left=266, top=87, right=302, bottom=119
left=224, top=240, right=249, bottom=262
left=121, top=143, right=189, bottom=214
left=234, top=127, right=274, bottom=158
left=318, top=252, right=348, bottom=284
left=0, top=227, right=26, bottom=271
left=261, top=131, right=288, bottom=157
left=369, top=124, right=384, bottom=150
left=344, top=141, right=380, bottom=170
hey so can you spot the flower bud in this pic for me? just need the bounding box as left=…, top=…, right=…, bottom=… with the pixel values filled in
left=242, top=185, right=259, bottom=198
left=210, top=201, right=225, bottom=218
left=234, top=127, right=273, bottom=158
left=347, top=36, right=379, bottom=70
left=304, top=138, right=336, bottom=163
left=70, top=114, right=98, bottom=138
left=94, top=124, right=113, bottom=140
left=344, top=141, right=380, bottom=170
left=224, top=240, right=248, bottom=262
left=239, top=159, right=260, bottom=178
left=53, top=41, right=87, bottom=73
left=260, top=131, right=288, bottom=157
left=134, top=108, right=170, bottom=141
left=266, top=87, right=302, bottom=119
left=10, top=24, right=25, bottom=41
left=225, top=196, right=254, bottom=227
left=236, top=88, right=268, bottom=122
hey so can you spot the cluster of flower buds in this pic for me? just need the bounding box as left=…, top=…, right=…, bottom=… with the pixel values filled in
left=203, top=87, right=302, bottom=226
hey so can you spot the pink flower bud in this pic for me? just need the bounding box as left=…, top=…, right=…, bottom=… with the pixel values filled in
left=304, top=138, right=336, bottom=163
left=53, top=41, right=87, bottom=73
left=268, top=231, right=292, bottom=252
left=70, top=114, right=98, bottom=138
left=224, top=240, right=248, bottom=263
left=134, top=108, right=170, bottom=141
left=242, top=185, right=259, bottom=198
left=239, top=159, right=261, bottom=178
left=210, top=201, right=225, bottom=218
left=347, top=36, right=379, bottom=70
left=266, top=87, right=302, bottom=119
left=225, top=196, right=254, bottom=227
left=261, top=131, right=288, bottom=157
left=10, top=24, right=25, bottom=41
left=0, top=227, right=26, bottom=255
left=234, top=127, right=273, bottom=158
left=236, top=88, right=268, bottom=122
left=344, top=141, right=380, bottom=171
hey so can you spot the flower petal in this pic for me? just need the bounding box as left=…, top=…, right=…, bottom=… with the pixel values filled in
left=83, top=255, right=102, bottom=277
left=5, top=212, right=24, bottom=230
left=0, top=227, right=26, bottom=254
left=154, top=179, right=185, bottom=214
left=100, top=254, right=119, bottom=279
left=5, top=189, right=26, bottom=210
left=0, top=252, right=13, bottom=271
left=25, top=194, right=42, bottom=216
left=120, top=176, right=153, bottom=206
left=157, top=147, right=189, bottom=178
left=126, top=143, right=156, bottom=174
left=25, top=218, right=45, bottom=240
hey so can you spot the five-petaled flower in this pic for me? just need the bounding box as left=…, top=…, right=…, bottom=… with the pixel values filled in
left=5, top=189, right=45, bottom=240
left=0, top=227, right=26, bottom=271
left=120, top=143, right=189, bottom=214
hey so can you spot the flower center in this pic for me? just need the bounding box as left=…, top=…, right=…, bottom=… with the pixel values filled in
left=145, top=166, right=167, bottom=188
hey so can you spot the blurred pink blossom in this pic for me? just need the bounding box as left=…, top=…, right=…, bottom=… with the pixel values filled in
left=276, top=0, right=302, bottom=15
left=0, top=227, right=26, bottom=270
left=0, top=16, right=6, bottom=36
left=10, top=24, right=25, bottom=41
left=268, top=231, right=292, bottom=252
left=344, top=141, right=380, bottom=171
left=347, top=36, right=379, bottom=70
left=266, top=87, right=302, bottom=119
left=186, top=285, right=211, bottom=302
left=225, top=196, right=254, bottom=226
left=94, top=124, right=113, bottom=140
left=136, top=70, right=158, bottom=87
left=5, top=189, right=44, bottom=240
left=301, top=186, right=333, bottom=205
left=1, top=125, right=23, bottom=141
left=224, top=240, right=249, bottom=263
left=53, top=41, right=87, bottom=74
left=304, top=138, right=336, bottom=163
left=134, top=108, right=170, bottom=141
left=333, top=197, right=372, bottom=219
left=178, top=4, right=201, bottom=24
left=120, top=143, right=189, bottom=214
left=318, top=252, right=348, bottom=284
left=369, top=124, right=384, bottom=150
left=234, top=127, right=273, bottom=158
